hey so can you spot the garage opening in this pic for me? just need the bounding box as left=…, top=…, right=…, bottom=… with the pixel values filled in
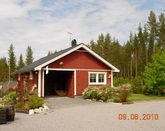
left=44, top=71, right=74, bottom=97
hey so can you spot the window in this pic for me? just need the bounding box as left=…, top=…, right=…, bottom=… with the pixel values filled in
left=89, top=72, right=106, bottom=85
left=90, top=73, right=96, bottom=83
left=18, top=74, right=21, bottom=81
left=29, top=72, right=33, bottom=80
left=98, top=74, right=104, bottom=82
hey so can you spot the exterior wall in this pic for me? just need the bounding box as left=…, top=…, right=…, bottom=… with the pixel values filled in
left=47, top=50, right=112, bottom=96
left=48, top=50, right=110, bottom=69
left=76, top=70, right=111, bottom=95
left=17, top=72, right=38, bottom=93
left=67, top=72, right=74, bottom=97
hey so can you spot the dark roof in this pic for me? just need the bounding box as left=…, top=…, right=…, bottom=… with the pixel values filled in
left=16, top=44, right=81, bottom=74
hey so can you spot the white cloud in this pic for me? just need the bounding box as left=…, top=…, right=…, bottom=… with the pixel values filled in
left=0, top=0, right=164, bottom=61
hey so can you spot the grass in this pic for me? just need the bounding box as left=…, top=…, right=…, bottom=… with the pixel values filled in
left=128, top=94, right=165, bottom=101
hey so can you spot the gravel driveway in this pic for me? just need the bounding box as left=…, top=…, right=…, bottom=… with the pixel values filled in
left=0, top=97, right=165, bottom=131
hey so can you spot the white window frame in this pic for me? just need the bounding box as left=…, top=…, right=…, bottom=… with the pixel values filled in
left=18, top=74, right=21, bottom=81
left=29, top=71, right=33, bottom=80
left=88, top=72, right=107, bottom=85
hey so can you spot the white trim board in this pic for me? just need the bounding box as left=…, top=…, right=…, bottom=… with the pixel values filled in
left=74, top=70, right=77, bottom=96
left=35, top=44, right=119, bottom=72
left=38, top=70, right=41, bottom=97
left=42, top=70, right=45, bottom=97
left=43, top=68, right=111, bottom=72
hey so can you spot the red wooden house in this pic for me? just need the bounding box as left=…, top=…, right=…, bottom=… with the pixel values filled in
left=16, top=43, right=119, bottom=98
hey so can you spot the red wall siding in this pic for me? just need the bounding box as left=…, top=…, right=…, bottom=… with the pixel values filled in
left=18, top=72, right=38, bottom=92
left=67, top=72, right=74, bottom=97
left=48, top=51, right=110, bottom=69
left=76, top=70, right=111, bottom=95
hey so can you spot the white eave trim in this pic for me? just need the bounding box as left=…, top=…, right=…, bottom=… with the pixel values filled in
left=34, top=44, right=120, bottom=72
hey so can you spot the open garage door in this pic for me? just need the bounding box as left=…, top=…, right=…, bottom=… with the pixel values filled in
left=44, top=71, right=74, bottom=97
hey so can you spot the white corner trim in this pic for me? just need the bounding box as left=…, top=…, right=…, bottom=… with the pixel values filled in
left=111, top=71, right=113, bottom=87
left=74, top=70, right=77, bottom=96
left=88, top=72, right=107, bottom=85
left=34, top=44, right=119, bottom=72
left=42, top=70, right=45, bottom=97
left=38, top=70, right=41, bottom=97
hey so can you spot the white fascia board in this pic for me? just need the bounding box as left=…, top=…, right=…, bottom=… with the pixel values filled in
left=81, top=45, right=120, bottom=72
left=35, top=44, right=120, bottom=72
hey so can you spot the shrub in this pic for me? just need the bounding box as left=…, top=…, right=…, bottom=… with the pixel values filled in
left=98, top=86, right=112, bottom=101
left=82, top=86, right=112, bottom=101
left=114, top=77, right=130, bottom=87
left=23, top=102, right=30, bottom=110
left=28, top=94, right=45, bottom=109
left=143, top=50, right=165, bottom=95
left=82, top=87, right=98, bottom=99
left=113, top=84, right=132, bottom=103
left=131, top=76, right=143, bottom=94
left=15, top=103, right=22, bottom=110
left=2, top=92, right=17, bottom=105
left=0, top=103, right=5, bottom=109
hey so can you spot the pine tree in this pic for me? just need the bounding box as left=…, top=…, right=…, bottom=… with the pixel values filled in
left=158, top=13, right=165, bottom=49
left=103, top=33, right=111, bottom=60
left=137, top=24, right=146, bottom=75
left=0, top=57, right=8, bottom=82
left=8, top=44, right=16, bottom=74
left=17, top=54, right=25, bottom=69
left=147, top=11, right=158, bottom=62
left=96, top=34, right=104, bottom=56
left=26, top=46, right=34, bottom=65
left=143, top=25, right=149, bottom=64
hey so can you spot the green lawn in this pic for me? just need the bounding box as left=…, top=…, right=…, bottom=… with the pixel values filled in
left=128, top=94, right=165, bottom=101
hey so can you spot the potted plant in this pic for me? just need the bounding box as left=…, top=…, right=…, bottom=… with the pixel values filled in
left=0, top=103, right=7, bottom=124
left=2, top=92, right=17, bottom=121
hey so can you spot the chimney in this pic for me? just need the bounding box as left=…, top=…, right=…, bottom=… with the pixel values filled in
left=71, top=39, right=77, bottom=47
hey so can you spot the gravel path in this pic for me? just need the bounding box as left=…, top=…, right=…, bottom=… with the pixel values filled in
left=0, top=97, right=165, bottom=131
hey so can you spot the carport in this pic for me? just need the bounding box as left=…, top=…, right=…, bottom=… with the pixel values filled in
left=43, top=70, right=75, bottom=97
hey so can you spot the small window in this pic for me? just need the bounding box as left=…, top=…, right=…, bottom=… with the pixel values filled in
left=18, top=74, right=21, bottom=81
left=98, top=74, right=104, bottom=83
left=29, top=72, right=33, bottom=80
left=89, top=72, right=106, bottom=85
left=90, top=73, right=96, bottom=83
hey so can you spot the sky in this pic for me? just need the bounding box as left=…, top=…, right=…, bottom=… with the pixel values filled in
left=0, top=0, right=165, bottom=61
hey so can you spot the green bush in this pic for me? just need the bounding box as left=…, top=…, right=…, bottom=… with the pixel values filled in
left=98, top=86, right=112, bottom=101
left=2, top=92, right=17, bottom=104
left=143, top=50, right=165, bottom=95
left=0, top=103, right=5, bottom=109
left=82, top=87, right=98, bottom=99
left=131, top=76, right=143, bottom=93
left=113, top=84, right=132, bottom=102
left=15, top=103, right=22, bottom=109
left=114, top=77, right=130, bottom=87
left=28, top=94, right=45, bottom=109
left=82, top=86, right=112, bottom=101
